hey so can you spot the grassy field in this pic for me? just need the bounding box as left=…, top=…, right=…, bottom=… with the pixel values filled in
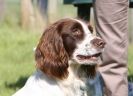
left=0, top=25, right=40, bottom=96
left=128, top=45, right=133, bottom=80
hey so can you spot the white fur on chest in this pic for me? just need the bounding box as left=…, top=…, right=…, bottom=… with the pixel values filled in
left=13, top=66, right=94, bottom=96
left=57, top=64, right=91, bottom=96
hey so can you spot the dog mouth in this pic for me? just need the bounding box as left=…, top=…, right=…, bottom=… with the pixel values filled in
left=76, top=53, right=101, bottom=61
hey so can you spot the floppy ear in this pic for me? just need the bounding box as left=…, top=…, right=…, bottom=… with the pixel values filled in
left=35, top=21, right=69, bottom=79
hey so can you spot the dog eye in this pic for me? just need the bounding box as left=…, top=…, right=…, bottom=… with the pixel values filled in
left=72, top=28, right=82, bottom=36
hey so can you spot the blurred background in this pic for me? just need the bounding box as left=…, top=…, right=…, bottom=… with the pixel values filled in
left=0, top=0, right=133, bottom=96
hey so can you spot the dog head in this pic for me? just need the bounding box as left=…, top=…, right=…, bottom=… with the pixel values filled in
left=35, top=18, right=105, bottom=79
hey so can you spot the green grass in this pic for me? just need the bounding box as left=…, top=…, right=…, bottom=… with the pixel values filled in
left=128, top=44, right=133, bottom=81
left=0, top=26, right=41, bottom=96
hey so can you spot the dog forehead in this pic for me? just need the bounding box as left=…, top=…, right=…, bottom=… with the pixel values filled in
left=60, top=18, right=85, bottom=29
left=73, top=19, right=91, bottom=34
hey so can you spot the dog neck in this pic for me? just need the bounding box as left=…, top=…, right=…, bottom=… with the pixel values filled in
left=56, top=63, right=96, bottom=96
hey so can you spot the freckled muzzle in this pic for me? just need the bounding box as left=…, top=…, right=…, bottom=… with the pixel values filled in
left=75, top=37, right=105, bottom=63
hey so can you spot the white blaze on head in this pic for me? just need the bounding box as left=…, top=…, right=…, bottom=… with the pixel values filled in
left=73, top=19, right=96, bottom=54
left=71, top=19, right=103, bottom=65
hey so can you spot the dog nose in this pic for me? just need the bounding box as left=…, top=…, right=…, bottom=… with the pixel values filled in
left=91, top=38, right=106, bottom=48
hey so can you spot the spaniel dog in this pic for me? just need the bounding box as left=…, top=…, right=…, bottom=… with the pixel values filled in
left=13, top=18, right=105, bottom=96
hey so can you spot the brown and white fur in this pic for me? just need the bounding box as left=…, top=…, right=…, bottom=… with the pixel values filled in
left=13, top=18, right=105, bottom=96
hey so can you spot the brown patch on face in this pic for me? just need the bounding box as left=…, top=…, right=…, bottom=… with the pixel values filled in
left=60, top=20, right=85, bottom=57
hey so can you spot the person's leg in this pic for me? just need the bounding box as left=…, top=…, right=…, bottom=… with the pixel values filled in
left=93, top=0, right=129, bottom=96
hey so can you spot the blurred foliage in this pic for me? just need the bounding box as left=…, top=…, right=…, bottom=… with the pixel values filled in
left=1, top=0, right=76, bottom=28
left=1, top=0, right=20, bottom=27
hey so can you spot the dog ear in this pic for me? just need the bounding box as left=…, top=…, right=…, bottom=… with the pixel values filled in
left=35, top=21, right=69, bottom=79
